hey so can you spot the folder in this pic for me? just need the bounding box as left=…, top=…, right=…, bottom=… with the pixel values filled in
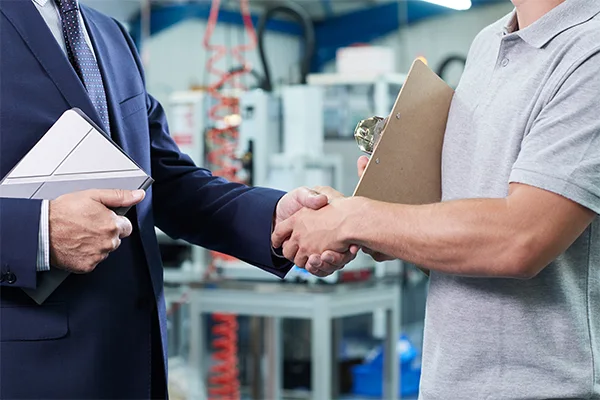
left=0, top=108, right=153, bottom=304
left=353, top=59, right=455, bottom=205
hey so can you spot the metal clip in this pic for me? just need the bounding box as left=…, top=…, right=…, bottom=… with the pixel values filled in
left=354, top=116, right=387, bottom=155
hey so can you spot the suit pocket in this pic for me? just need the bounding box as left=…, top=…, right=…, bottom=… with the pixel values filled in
left=120, top=92, right=146, bottom=120
left=0, top=303, right=68, bottom=341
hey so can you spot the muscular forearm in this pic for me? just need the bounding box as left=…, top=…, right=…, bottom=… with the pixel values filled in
left=344, top=190, right=592, bottom=278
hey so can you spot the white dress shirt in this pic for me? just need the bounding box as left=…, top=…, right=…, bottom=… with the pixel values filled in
left=33, top=0, right=97, bottom=271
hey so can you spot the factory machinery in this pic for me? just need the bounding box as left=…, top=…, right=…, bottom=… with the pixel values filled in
left=157, top=2, right=430, bottom=399
left=160, top=64, right=407, bottom=285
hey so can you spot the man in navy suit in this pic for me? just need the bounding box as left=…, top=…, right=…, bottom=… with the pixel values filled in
left=0, top=1, right=355, bottom=398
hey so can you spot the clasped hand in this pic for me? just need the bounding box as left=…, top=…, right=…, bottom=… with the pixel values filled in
left=272, top=157, right=395, bottom=277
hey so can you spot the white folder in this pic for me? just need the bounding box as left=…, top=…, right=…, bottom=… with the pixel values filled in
left=0, top=108, right=153, bottom=304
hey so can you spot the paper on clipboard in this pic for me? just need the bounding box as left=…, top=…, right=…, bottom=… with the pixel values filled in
left=353, top=59, right=455, bottom=205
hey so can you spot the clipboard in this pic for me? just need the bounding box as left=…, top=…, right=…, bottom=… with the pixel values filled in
left=353, top=59, right=454, bottom=204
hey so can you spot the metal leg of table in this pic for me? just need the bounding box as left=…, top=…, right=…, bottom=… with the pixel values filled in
left=264, top=317, right=282, bottom=400
left=383, top=290, right=401, bottom=400
left=250, top=317, right=263, bottom=400
left=311, top=297, right=332, bottom=400
left=332, top=318, right=343, bottom=400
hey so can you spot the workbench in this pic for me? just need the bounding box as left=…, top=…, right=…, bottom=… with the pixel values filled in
left=188, top=279, right=402, bottom=400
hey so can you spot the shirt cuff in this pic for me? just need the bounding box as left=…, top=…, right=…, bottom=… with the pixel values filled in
left=270, top=220, right=286, bottom=259
left=36, top=200, right=50, bottom=272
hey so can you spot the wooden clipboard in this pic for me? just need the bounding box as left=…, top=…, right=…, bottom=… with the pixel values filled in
left=353, top=59, right=454, bottom=204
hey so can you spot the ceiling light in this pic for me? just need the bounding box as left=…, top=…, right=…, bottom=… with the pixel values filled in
left=421, top=0, right=472, bottom=11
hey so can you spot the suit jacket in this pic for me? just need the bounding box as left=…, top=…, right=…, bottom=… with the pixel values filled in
left=0, top=2, right=291, bottom=398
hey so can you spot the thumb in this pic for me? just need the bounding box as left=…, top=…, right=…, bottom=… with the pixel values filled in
left=294, top=187, right=328, bottom=210
left=357, top=156, right=369, bottom=178
left=89, top=189, right=145, bottom=209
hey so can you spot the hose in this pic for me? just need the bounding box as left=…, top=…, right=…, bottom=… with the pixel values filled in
left=256, top=1, right=315, bottom=91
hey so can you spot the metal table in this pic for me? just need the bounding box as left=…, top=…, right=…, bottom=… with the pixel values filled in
left=189, top=280, right=401, bottom=400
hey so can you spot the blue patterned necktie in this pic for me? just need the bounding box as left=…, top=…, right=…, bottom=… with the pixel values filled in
left=54, top=0, right=111, bottom=134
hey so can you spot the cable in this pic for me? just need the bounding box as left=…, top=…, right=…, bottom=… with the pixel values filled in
left=436, top=54, right=467, bottom=83
left=256, top=1, right=315, bottom=91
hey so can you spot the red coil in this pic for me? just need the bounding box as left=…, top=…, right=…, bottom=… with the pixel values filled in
left=208, top=314, right=240, bottom=400
left=203, top=0, right=258, bottom=398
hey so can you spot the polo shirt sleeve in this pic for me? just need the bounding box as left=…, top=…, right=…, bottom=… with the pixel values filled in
left=509, top=50, right=600, bottom=214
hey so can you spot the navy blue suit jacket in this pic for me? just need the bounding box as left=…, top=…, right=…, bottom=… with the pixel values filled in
left=0, top=2, right=291, bottom=398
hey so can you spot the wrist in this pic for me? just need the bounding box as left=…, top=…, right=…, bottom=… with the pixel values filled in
left=340, top=196, right=371, bottom=245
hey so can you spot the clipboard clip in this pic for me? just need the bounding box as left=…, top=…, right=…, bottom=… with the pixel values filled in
left=354, top=116, right=389, bottom=154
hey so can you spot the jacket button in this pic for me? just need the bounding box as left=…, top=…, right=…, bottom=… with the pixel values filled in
left=5, top=272, right=17, bottom=284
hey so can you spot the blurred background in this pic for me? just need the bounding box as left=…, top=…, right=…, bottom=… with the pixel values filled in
left=79, top=0, right=514, bottom=398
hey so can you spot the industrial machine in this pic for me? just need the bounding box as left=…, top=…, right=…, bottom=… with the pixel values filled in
left=156, top=2, right=423, bottom=398
left=160, top=84, right=367, bottom=284
left=157, top=52, right=411, bottom=286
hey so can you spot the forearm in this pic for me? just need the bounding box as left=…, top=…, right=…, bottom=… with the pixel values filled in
left=345, top=195, right=583, bottom=278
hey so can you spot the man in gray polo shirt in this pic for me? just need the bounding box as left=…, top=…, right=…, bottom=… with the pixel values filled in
left=272, top=0, right=600, bottom=398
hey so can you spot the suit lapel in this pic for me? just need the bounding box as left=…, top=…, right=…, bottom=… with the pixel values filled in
left=80, top=9, right=129, bottom=152
left=0, top=1, right=103, bottom=130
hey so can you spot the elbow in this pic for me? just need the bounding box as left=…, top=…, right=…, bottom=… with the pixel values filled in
left=508, top=262, right=540, bottom=280
left=501, top=237, right=545, bottom=280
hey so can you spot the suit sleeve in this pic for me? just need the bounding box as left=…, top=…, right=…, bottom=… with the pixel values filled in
left=0, top=198, right=41, bottom=289
left=113, top=20, right=292, bottom=277
left=147, top=95, right=292, bottom=276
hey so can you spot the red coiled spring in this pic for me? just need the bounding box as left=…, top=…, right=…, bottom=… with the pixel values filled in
left=208, top=314, right=240, bottom=400
left=203, top=0, right=258, bottom=398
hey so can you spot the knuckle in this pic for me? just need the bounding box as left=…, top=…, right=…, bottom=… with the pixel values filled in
left=83, top=262, right=96, bottom=273
left=101, top=239, right=115, bottom=252
left=113, top=189, right=125, bottom=203
left=106, top=219, right=120, bottom=235
left=283, top=251, right=294, bottom=261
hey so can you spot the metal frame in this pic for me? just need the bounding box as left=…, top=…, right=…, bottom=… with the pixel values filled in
left=189, top=281, right=401, bottom=400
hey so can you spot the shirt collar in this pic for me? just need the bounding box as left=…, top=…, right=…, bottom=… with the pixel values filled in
left=502, top=0, right=600, bottom=48
left=32, top=0, right=50, bottom=5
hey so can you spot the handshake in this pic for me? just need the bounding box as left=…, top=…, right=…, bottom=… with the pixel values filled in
left=272, top=156, right=394, bottom=278
left=45, top=155, right=391, bottom=279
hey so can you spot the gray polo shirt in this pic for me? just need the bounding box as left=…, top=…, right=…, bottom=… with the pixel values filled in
left=420, top=1, right=600, bottom=399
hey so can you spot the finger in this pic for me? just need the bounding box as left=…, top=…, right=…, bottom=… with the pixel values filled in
left=272, top=218, right=294, bottom=249
left=312, top=186, right=344, bottom=201
left=90, top=189, right=145, bottom=209
left=307, top=254, right=323, bottom=269
left=306, top=264, right=330, bottom=278
left=293, top=186, right=328, bottom=210
left=294, top=253, right=309, bottom=269
left=115, top=216, right=133, bottom=239
left=349, top=244, right=360, bottom=255
left=282, top=241, right=299, bottom=262
left=317, top=261, right=341, bottom=275
left=357, top=156, right=370, bottom=178
left=109, top=237, right=122, bottom=252
left=321, top=250, right=356, bottom=268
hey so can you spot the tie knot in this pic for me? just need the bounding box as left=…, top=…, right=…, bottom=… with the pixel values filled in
left=54, top=0, right=79, bottom=14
